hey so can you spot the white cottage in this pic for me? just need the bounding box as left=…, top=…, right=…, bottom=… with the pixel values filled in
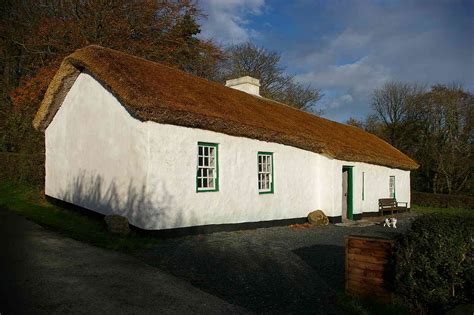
left=34, top=46, right=418, bottom=232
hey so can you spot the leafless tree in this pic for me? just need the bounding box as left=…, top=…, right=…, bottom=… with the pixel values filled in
left=219, top=42, right=323, bottom=114
left=415, top=84, right=473, bottom=194
left=371, top=81, right=425, bottom=147
left=367, top=81, right=473, bottom=195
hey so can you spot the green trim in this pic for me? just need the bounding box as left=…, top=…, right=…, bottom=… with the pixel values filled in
left=258, top=152, right=274, bottom=194
left=343, top=166, right=353, bottom=220
left=196, top=142, right=219, bottom=193
left=362, top=172, right=365, bottom=201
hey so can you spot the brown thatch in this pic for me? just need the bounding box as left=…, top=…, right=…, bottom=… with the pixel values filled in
left=34, top=45, right=418, bottom=170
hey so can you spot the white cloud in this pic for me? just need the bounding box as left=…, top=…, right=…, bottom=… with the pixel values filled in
left=280, top=1, right=473, bottom=121
left=324, top=94, right=354, bottom=110
left=198, top=0, right=265, bottom=44
left=296, top=56, right=391, bottom=95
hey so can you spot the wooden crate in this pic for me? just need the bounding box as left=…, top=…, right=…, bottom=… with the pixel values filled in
left=345, top=235, right=395, bottom=303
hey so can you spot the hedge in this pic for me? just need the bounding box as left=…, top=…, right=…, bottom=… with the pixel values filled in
left=393, top=214, right=474, bottom=313
left=412, top=191, right=474, bottom=210
left=0, top=152, right=44, bottom=186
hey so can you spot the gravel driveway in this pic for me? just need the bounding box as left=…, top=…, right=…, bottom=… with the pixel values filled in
left=137, top=214, right=417, bottom=314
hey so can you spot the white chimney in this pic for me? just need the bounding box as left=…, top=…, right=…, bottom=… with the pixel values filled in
left=225, top=76, right=260, bottom=97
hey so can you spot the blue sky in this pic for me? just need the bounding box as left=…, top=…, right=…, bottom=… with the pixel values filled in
left=197, top=0, right=474, bottom=122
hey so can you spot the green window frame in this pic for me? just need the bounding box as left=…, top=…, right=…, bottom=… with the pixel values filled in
left=389, top=175, right=396, bottom=198
left=196, top=142, right=219, bottom=192
left=257, top=152, right=274, bottom=194
left=362, top=172, right=365, bottom=201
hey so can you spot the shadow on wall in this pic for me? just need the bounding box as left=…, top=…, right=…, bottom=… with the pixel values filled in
left=58, top=171, right=193, bottom=229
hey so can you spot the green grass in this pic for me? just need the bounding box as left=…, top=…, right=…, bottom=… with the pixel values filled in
left=411, top=204, right=473, bottom=217
left=0, top=182, right=163, bottom=252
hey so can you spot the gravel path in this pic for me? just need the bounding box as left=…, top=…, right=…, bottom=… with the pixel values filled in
left=137, top=214, right=418, bottom=314
left=0, top=208, right=247, bottom=314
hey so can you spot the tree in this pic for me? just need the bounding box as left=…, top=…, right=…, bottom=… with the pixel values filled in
left=414, top=85, right=473, bottom=194
left=365, top=81, right=473, bottom=195
left=346, top=114, right=386, bottom=137
left=219, top=42, right=323, bottom=113
left=0, top=0, right=223, bottom=153
left=371, top=81, right=424, bottom=148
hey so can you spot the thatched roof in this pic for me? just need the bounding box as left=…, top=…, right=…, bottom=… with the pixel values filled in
left=34, top=45, right=418, bottom=170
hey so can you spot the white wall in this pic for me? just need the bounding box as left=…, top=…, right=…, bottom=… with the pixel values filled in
left=316, top=158, right=411, bottom=216
left=45, top=73, right=149, bottom=223
left=46, top=73, right=411, bottom=230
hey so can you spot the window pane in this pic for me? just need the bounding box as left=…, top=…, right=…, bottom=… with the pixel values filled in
left=198, top=157, right=203, bottom=166
left=208, top=178, right=214, bottom=188
left=204, top=147, right=208, bottom=156
left=198, top=146, right=203, bottom=155
left=204, top=157, right=209, bottom=166
left=257, top=154, right=273, bottom=192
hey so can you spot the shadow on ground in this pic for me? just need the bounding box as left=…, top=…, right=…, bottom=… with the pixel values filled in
left=139, top=232, right=345, bottom=314
left=293, top=244, right=346, bottom=291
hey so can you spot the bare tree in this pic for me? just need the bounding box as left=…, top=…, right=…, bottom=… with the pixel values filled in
left=416, top=84, right=473, bottom=194
left=219, top=42, right=323, bottom=114
left=367, top=81, right=473, bottom=195
left=371, top=81, right=425, bottom=147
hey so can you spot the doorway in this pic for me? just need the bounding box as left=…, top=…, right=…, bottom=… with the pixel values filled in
left=342, top=166, right=353, bottom=220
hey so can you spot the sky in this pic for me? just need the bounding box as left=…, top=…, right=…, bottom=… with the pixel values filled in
left=197, top=0, right=474, bottom=122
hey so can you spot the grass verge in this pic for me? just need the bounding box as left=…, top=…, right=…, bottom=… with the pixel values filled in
left=411, top=204, right=473, bottom=217
left=0, top=182, right=162, bottom=252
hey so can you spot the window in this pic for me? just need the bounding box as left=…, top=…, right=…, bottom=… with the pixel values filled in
left=389, top=176, right=396, bottom=198
left=362, top=172, right=365, bottom=201
left=258, top=152, right=274, bottom=194
left=196, top=142, right=218, bottom=192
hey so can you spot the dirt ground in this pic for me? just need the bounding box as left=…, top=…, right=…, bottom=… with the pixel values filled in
left=136, top=213, right=418, bottom=314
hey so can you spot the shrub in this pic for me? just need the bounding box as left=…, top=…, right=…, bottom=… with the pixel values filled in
left=412, top=191, right=474, bottom=209
left=393, top=214, right=474, bottom=313
left=0, top=152, right=44, bottom=186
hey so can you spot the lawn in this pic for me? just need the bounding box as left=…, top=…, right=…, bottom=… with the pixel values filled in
left=0, top=182, right=162, bottom=252
left=411, top=204, right=473, bottom=217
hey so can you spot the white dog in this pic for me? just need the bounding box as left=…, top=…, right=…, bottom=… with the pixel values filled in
left=383, top=217, right=397, bottom=228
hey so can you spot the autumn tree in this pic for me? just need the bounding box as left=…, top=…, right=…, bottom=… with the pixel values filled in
left=0, top=0, right=223, bottom=153
left=218, top=42, right=323, bottom=113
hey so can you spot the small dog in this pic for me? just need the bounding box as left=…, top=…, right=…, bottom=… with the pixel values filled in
left=383, top=217, right=397, bottom=228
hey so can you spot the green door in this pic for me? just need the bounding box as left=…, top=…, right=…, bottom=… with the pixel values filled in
left=343, top=166, right=353, bottom=220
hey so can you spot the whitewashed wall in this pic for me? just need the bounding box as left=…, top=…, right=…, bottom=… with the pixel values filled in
left=45, top=73, right=149, bottom=221
left=46, top=73, right=411, bottom=230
